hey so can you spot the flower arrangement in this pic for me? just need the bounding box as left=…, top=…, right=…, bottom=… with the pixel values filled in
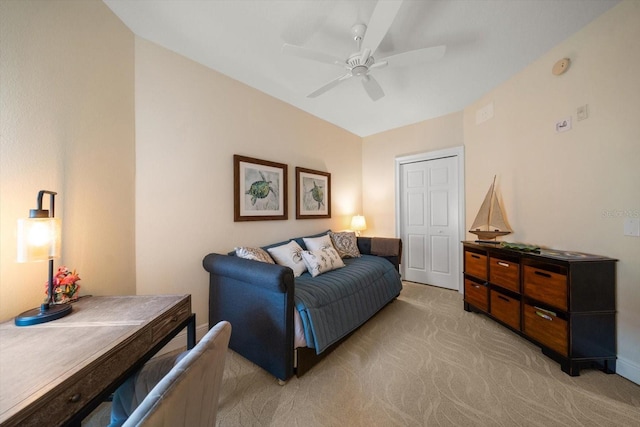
left=45, top=266, right=81, bottom=304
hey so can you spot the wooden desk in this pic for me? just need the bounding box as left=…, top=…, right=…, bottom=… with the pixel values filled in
left=0, top=295, right=194, bottom=427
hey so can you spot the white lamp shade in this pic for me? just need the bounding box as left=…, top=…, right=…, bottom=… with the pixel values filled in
left=350, top=215, right=367, bottom=231
left=17, top=218, right=61, bottom=262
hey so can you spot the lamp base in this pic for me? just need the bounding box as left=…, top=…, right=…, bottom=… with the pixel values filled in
left=14, top=303, right=72, bottom=326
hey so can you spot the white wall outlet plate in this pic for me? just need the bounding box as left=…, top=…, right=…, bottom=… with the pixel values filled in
left=623, top=218, right=640, bottom=237
left=555, top=117, right=572, bottom=133
left=577, top=104, right=589, bottom=121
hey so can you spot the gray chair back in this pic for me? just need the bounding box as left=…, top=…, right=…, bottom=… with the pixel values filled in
left=123, top=321, right=231, bottom=427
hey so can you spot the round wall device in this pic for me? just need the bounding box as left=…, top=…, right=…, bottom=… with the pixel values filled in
left=552, top=58, right=570, bottom=75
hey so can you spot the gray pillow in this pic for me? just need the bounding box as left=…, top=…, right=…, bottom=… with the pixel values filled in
left=329, top=231, right=361, bottom=258
left=234, top=247, right=275, bottom=264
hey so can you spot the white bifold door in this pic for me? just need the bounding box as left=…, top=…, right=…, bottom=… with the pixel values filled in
left=399, top=155, right=459, bottom=290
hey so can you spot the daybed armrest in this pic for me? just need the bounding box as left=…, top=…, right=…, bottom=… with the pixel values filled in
left=357, top=237, right=403, bottom=272
left=202, top=253, right=295, bottom=381
left=203, top=253, right=293, bottom=293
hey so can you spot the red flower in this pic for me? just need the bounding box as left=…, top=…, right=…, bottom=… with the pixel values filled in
left=59, top=271, right=80, bottom=285
left=44, top=266, right=81, bottom=302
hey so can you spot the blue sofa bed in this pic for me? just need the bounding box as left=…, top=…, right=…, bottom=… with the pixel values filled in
left=202, top=233, right=402, bottom=382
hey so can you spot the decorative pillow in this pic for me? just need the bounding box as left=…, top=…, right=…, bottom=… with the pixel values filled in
left=267, top=241, right=307, bottom=277
left=234, top=247, right=274, bottom=264
left=329, top=231, right=361, bottom=258
left=301, top=247, right=345, bottom=277
left=302, top=234, right=334, bottom=251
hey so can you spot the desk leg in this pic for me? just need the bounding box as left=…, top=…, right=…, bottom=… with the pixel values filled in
left=187, top=314, right=196, bottom=349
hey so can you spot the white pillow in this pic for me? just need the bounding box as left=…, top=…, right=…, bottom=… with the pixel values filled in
left=302, top=234, right=334, bottom=251
left=234, top=247, right=274, bottom=264
left=267, top=241, right=307, bottom=277
left=301, top=247, right=345, bottom=277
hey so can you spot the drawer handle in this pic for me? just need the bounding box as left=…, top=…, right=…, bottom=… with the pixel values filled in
left=471, top=254, right=481, bottom=259
left=171, top=315, right=178, bottom=322
left=497, top=261, right=510, bottom=268
left=535, top=311, right=553, bottom=321
left=69, top=393, right=81, bottom=403
left=534, top=306, right=557, bottom=317
left=534, top=270, right=552, bottom=278
left=497, top=295, right=510, bottom=302
left=472, top=284, right=481, bottom=289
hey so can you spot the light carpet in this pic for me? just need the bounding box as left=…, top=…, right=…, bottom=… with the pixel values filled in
left=85, top=282, right=640, bottom=426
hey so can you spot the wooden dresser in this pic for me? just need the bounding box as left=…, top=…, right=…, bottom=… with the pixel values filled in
left=462, top=241, right=617, bottom=376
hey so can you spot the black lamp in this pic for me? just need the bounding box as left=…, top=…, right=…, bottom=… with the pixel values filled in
left=15, top=190, right=72, bottom=326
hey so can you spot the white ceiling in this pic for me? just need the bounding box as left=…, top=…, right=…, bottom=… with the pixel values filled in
left=103, top=0, right=619, bottom=137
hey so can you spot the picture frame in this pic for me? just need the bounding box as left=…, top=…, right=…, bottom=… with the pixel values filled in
left=234, top=155, right=288, bottom=221
left=296, top=167, right=331, bottom=219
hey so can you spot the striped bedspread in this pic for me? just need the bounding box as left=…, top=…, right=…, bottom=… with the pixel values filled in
left=294, top=255, right=402, bottom=353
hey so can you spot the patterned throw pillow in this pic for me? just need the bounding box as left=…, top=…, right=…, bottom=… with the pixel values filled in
left=302, top=234, right=334, bottom=251
left=234, top=247, right=274, bottom=264
left=301, top=247, right=345, bottom=277
left=267, top=241, right=307, bottom=277
left=329, top=231, right=361, bottom=258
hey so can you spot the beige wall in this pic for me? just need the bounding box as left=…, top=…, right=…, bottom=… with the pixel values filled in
left=465, top=0, right=639, bottom=382
left=0, top=0, right=136, bottom=321
left=362, top=111, right=464, bottom=237
left=134, top=38, right=362, bottom=328
left=362, top=1, right=640, bottom=383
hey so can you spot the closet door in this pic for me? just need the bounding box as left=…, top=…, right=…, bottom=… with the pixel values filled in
left=400, top=155, right=459, bottom=290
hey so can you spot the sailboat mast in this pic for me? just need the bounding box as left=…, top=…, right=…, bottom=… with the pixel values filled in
left=486, top=175, right=496, bottom=229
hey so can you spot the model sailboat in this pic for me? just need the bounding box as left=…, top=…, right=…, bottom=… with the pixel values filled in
left=469, top=176, right=512, bottom=242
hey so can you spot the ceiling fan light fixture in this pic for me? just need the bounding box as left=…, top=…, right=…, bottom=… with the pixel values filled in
left=352, top=65, right=368, bottom=76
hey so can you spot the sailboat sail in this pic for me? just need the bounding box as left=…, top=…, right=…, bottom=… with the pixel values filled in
left=469, top=176, right=512, bottom=241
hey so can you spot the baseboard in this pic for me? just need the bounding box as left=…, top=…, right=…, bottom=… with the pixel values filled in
left=616, top=356, right=640, bottom=385
left=156, top=322, right=209, bottom=356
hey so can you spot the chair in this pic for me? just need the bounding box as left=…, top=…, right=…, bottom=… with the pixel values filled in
left=121, top=321, right=231, bottom=427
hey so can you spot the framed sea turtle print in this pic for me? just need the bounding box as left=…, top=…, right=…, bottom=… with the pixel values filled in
left=234, top=155, right=288, bottom=221
left=295, top=167, right=331, bottom=219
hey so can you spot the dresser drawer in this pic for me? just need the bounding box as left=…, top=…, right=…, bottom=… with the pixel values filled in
left=465, top=251, right=487, bottom=280
left=489, top=256, right=520, bottom=293
left=490, top=290, right=520, bottom=330
left=523, top=265, right=567, bottom=311
left=464, top=279, right=488, bottom=311
left=523, top=304, right=567, bottom=356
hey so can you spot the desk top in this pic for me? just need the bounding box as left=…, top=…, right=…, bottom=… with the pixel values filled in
left=0, top=295, right=191, bottom=427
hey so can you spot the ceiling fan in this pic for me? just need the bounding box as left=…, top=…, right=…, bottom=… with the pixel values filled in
left=282, top=0, right=446, bottom=101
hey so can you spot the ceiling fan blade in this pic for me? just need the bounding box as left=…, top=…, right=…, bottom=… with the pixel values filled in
left=360, top=48, right=372, bottom=66
left=361, top=75, right=385, bottom=101
left=307, top=73, right=353, bottom=98
left=369, top=61, right=388, bottom=71
left=361, top=0, right=404, bottom=54
left=282, top=43, right=344, bottom=67
left=379, top=45, right=446, bottom=68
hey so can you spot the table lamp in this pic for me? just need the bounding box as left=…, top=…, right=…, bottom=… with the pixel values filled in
left=15, top=190, right=72, bottom=326
left=350, top=215, right=367, bottom=236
